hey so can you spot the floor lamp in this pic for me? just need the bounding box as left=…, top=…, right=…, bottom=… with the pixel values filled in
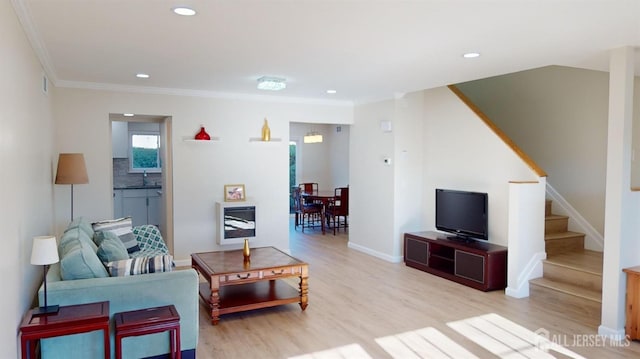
left=31, top=236, right=60, bottom=316
left=55, top=153, right=89, bottom=221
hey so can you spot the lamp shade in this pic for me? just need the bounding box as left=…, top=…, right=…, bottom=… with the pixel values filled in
left=55, top=153, right=89, bottom=185
left=31, top=236, right=59, bottom=265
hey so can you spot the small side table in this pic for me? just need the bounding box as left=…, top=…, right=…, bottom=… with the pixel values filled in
left=623, top=265, right=640, bottom=340
left=114, top=305, right=181, bottom=359
left=19, top=301, right=110, bottom=359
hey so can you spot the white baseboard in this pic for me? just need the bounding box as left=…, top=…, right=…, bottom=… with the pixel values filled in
left=174, top=258, right=191, bottom=267
left=598, top=325, right=626, bottom=340
left=347, top=242, right=404, bottom=263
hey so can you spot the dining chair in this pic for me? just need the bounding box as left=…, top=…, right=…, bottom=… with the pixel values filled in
left=293, top=187, right=324, bottom=234
left=325, top=187, right=349, bottom=235
left=299, top=183, right=318, bottom=195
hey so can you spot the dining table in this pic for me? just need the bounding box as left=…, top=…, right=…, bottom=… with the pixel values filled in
left=300, top=190, right=336, bottom=232
left=301, top=190, right=336, bottom=206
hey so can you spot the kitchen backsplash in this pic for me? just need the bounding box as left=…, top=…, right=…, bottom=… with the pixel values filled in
left=113, top=158, right=162, bottom=188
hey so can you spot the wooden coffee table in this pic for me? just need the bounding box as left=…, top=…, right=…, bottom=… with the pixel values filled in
left=191, top=246, right=309, bottom=325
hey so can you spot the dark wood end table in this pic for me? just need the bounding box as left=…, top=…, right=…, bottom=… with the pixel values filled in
left=114, top=305, right=181, bottom=359
left=192, top=246, right=309, bottom=325
left=19, top=301, right=110, bottom=359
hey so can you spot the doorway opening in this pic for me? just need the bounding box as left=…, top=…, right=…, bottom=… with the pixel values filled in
left=289, top=140, right=297, bottom=213
left=109, top=114, right=175, bottom=254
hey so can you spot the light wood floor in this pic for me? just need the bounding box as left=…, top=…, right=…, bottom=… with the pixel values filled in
left=195, top=219, right=640, bottom=358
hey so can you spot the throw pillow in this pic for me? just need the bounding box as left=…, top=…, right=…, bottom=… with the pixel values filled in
left=96, top=232, right=129, bottom=263
left=92, top=217, right=140, bottom=254
left=105, top=255, right=173, bottom=277
left=132, top=225, right=169, bottom=254
left=60, top=239, right=109, bottom=280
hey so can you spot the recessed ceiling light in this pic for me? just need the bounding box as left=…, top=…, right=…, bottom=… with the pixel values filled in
left=123, top=113, right=134, bottom=117
left=257, top=76, right=286, bottom=91
left=136, top=73, right=150, bottom=79
left=463, top=52, right=480, bottom=58
left=326, top=90, right=337, bottom=94
left=172, top=7, right=196, bottom=16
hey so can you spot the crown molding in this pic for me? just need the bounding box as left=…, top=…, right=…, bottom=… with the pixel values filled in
left=11, top=0, right=58, bottom=85
left=55, top=80, right=354, bottom=107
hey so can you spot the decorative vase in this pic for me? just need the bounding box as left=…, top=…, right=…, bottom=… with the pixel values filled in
left=194, top=126, right=211, bottom=140
left=261, top=118, right=271, bottom=141
left=243, top=238, right=251, bottom=260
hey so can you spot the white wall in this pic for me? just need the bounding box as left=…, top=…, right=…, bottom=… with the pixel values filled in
left=422, top=87, right=540, bottom=246
left=348, top=87, right=541, bottom=263
left=506, top=180, right=547, bottom=298
left=633, top=79, right=640, bottom=188
left=52, top=88, right=353, bottom=262
left=327, top=124, right=350, bottom=188
left=393, top=92, right=425, bottom=258
left=349, top=99, right=397, bottom=260
left=1, top=1, right=55, bottom=357
left=456, top=66, right=610, bottom=235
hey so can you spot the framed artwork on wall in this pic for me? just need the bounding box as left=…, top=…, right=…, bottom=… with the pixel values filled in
left=224, top=184, right=245, bottom=202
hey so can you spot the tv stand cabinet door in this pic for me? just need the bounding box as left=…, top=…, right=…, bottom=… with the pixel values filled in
left=405, top=236, right=428, bottom=269
left=454, top=250, right=485, bottom=284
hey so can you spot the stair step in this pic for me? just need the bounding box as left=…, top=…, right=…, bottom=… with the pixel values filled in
left=530, top=277, right=601, bottom=303
left=529, top=277, right=601, bottom=324
left=546, top=250, right=603, bottom=274
left=545, top=200, right=552, bottom=217
left=545, top=231, right=585, bottom=255
left=545, top=214, right=568, bottom=234
left=544, top=250, right=603, bottom=291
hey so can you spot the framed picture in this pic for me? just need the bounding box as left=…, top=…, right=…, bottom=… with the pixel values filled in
left=224, top=184, right=246, bottom=202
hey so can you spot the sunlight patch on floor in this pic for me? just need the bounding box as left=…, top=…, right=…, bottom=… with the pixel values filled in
left=376, top=327, right=478, bottom=358
left=288, top=343, right=372, bottom=359
left=289, top=313, right=588, bottom=359
left=447, top=313, right=586, bottom=359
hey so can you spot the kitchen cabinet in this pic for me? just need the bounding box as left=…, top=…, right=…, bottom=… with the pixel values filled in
left=113, top=188, right=161, bottom=227
left=111, top=121, right=129, bottom=158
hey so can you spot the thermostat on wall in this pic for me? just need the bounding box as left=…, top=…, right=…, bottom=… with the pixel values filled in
left=380, top=120, right=392, bottom=132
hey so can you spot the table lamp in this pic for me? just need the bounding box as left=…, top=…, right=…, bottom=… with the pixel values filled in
left=31, top=236, right=59, bottom=316
left=55, top=153, right=89, bottom=221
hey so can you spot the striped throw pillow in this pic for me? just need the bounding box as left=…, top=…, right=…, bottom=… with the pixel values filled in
left=92, top=217, right=140, bottom=254
left=106, top=255, right=173, bottom=277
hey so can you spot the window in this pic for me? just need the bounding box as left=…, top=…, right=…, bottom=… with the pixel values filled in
left=130, top=132, right=161, bottom=172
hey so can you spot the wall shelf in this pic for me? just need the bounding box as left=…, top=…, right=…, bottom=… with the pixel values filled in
left=249, top=137, right=282, bottom=142
left=182, top=136, right=220, bottom=142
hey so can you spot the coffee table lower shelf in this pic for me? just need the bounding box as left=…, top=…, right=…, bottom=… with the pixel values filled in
left=199, top=280, right=301, bottom=316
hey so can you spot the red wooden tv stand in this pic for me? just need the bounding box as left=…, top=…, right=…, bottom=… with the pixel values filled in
left=404, top=231, right=507, bottom=291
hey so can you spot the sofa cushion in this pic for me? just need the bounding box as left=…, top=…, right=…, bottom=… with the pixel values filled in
left=59, top=226, right=98, bottom=255
left=105, top=255, right=173, bottom=277
left=60, top=239, right=109, bottom=280
left=92, top=217, right=140, bottom=254
left=65, top=217, right=95, bottom=238
left=95, top=231, right=129, bottom=263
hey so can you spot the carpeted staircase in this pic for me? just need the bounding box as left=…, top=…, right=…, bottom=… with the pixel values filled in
left=529, top=200, right=603, bottom=324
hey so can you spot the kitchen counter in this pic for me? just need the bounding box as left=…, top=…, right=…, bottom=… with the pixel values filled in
left=114, top=185, right=162, bottom=190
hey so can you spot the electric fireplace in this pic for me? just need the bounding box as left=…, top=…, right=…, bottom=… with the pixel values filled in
left=216, top=202, right=256, bottom=245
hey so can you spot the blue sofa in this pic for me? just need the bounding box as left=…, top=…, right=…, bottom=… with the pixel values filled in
left=37, top=218, right=198, bottom=359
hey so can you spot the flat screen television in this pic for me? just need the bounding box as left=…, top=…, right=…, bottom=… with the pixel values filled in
left=435, top=188, right=488, bottom=241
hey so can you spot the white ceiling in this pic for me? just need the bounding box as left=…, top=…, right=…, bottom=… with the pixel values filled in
left=15, top=0, right=640, bottom=105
